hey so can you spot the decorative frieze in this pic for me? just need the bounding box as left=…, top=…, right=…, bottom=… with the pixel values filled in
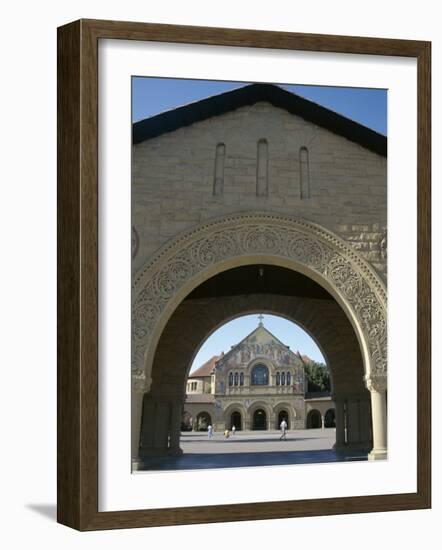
left=132, top=213, right=387, bottom=393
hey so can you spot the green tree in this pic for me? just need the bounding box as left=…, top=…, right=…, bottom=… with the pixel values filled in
left=304, top=361, right=331, bottom=392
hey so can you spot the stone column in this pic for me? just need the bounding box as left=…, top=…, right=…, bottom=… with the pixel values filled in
left=321, top=414, right=325, bottom=429
left=169, top=397, right=184, bottom=456
left=153, top=399, right=171, bottom=450
left=365, top=375, right=387, bottom=460
left=139, top=392, right=184, bottom=457
left=358, top=399, right=372, bottom=445
left=334, top=398, right=346, bottom=449
left=368, top=387, right=388, bottom=460
left=131, top=378, right=147, bottom=460
left=243, top=414, right=250, bottom=431
left=346, top=399, right=361, bottom=445
left=139, top=394, right=166, bottom=456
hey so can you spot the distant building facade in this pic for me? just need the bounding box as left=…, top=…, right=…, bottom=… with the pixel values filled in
left=183, top=319, right=335, bottom=432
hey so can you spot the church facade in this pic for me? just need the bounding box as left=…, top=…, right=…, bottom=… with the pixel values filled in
left=184, top=318, right=335, bottom=432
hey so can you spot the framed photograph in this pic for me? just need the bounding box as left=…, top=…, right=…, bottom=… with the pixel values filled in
left=57, top=19, right=431, bottom=530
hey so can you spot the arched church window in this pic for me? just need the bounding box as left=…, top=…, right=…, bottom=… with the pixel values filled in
left=240, top=372, right=244, bottom=386
left=251, top=364, right=269, bottom=386
left=234, top=372, right=239, bottom=386
left=228, top=372, right=233, bottom=386
left=276, top=372, right=280, bottom=386
left=287, top=372, right=291, bottom=386
left=299, top=146, right=310, bottom=199
left=213, top=143, right=225, bottom=196
left=281, top=372, right=286, bottom=386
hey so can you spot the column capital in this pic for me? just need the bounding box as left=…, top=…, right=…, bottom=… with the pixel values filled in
left=132, top=374, right=150, bottom=394
left=364, top=374, right=387, bottom=393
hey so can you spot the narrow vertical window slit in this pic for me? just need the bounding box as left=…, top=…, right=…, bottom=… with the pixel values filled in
left=213, top=143, right=225, bottom=196
left=257, top=139, right=269, bottom=197
left=299, top=146, right=310, bottom=199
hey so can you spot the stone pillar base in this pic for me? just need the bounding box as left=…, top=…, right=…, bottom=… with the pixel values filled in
left=168, top=446, right=184, bottom=457
left=348, top=442, right=372, bottom=451
left=139, top=446, right=183, bottom=459
left=334, top=443, right=372, bottom=454
left=368, top=448, right=388, bottom=461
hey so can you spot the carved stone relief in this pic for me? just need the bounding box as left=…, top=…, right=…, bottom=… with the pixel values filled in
left=132, top=213, right=387, bottom=393
left=379, top=228, right=387, bottom=260
left=132, top=226, right=140, bottom=259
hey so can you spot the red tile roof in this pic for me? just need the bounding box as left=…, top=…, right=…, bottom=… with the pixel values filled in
left=189, top=355, right=220, bottom=378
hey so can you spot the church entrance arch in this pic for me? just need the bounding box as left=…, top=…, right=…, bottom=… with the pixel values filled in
left=278, top=410, right=290, bottom=430
left=231, top=411, right=242, bottom=431
left=133, top=213, right=387, bottom=461
left=253, top=409, right=267, bottom=430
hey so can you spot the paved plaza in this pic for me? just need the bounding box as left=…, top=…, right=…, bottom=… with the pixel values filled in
left=134, top=428, right=368, bottom=472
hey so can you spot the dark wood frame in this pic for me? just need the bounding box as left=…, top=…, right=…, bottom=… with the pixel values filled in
left=57, top=18, right=431, bottom=531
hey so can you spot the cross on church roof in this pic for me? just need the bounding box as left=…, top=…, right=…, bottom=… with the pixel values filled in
left=258, top=314, right=264, bottom=326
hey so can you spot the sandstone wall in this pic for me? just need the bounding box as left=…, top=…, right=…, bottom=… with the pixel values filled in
left=132, top=101, right=387, bottom=281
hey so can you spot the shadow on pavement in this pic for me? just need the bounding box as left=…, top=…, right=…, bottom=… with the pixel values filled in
left=135, top=448, right=368, bottom=471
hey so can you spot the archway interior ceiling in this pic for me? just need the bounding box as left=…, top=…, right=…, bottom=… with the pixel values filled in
left=186, top=265, right=334, bottom=301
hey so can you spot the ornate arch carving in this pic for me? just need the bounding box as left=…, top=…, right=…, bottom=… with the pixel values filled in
left=132, top=213, right=387, bottom=393
left=273, top=401, right=296, bottom=414
left=247, top=400, right=273, bottom=417
left=223, top=402, right=248, bottom=417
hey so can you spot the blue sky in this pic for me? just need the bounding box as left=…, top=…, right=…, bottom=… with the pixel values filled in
left=132, top=77, right=387, bottom=135
left=132, top=77, right=386, bottom=373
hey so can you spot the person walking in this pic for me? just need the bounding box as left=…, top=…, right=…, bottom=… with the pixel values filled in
left=231, top=425, right=236, bottom=436
left=279, top=418, right=287, bottom=440
left=207, top=424, right=213, bottom=439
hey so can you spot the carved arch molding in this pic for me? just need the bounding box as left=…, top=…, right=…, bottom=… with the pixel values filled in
left=132, top=213, right=387, bottom=393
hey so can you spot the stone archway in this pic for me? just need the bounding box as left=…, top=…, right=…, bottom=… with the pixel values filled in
left=274, top=402, right=295, bottom=430
left=132, top=213, right=387, bottom=460
left=253, top=409, right=267, bottom=430
left=248, top=402, right=272, bottom=432
left=277, top=410, right=290, bottom=430
left=231, top=411, right=242, bottom=431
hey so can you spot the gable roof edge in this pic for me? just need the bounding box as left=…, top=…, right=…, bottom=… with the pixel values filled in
left=133, top=83, right=387, bottom=156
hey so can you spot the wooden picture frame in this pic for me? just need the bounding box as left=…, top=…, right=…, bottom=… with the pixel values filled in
left=57, top=18, right=431, bottom=531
